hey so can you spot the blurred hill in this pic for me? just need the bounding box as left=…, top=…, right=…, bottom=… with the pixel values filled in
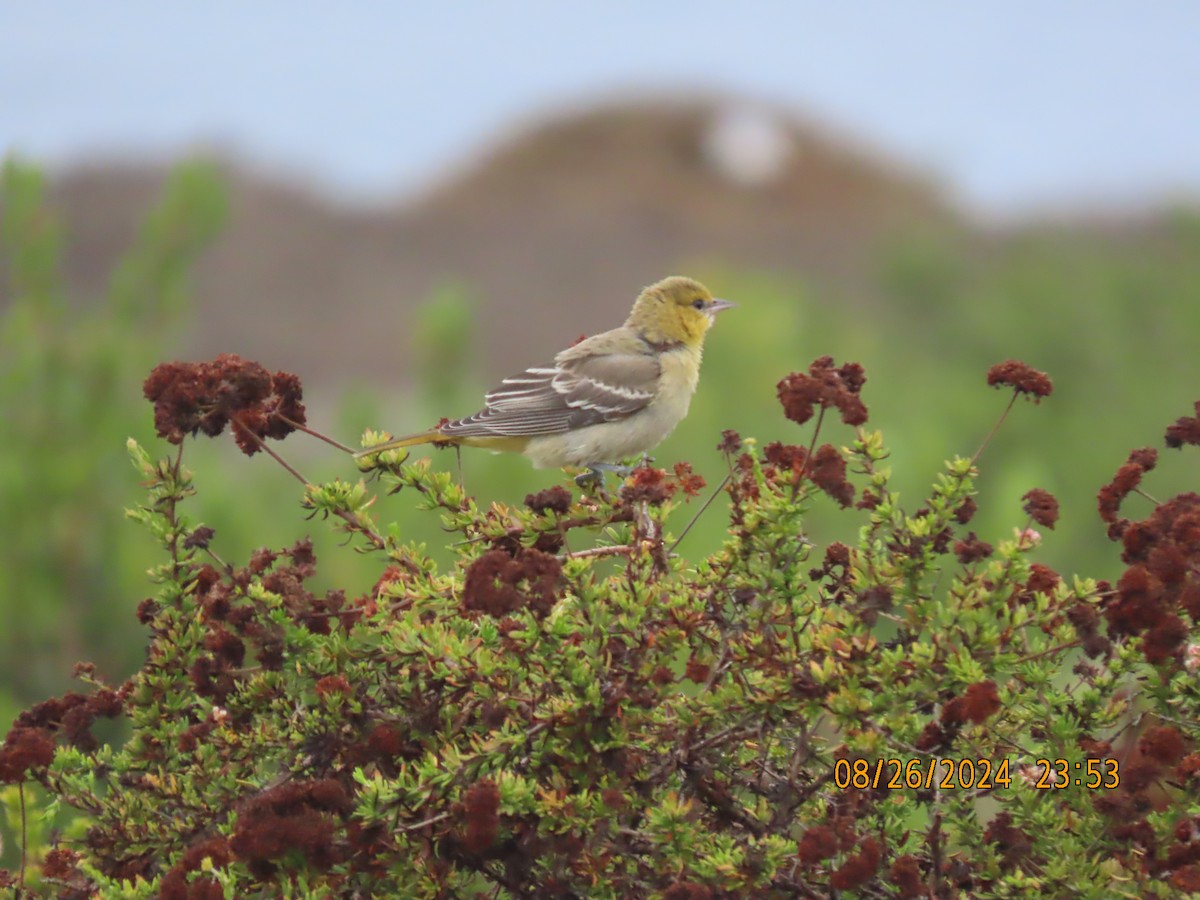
left=32, top=98, right=968, bottom=388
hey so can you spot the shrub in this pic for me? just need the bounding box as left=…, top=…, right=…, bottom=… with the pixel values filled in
left=2, top=352, right=1199, bottom=898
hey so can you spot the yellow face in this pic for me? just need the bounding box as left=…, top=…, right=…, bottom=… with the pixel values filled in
left=629, top=276, right=734, bottom=345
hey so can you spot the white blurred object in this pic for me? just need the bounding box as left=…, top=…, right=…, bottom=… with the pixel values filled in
left=701, top=105, right=793, bottom=187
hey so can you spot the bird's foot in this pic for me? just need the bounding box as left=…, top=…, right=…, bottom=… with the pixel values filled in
left=576, top=463, right=641, bottom=499
left=575, top=462, right=635, bottom=485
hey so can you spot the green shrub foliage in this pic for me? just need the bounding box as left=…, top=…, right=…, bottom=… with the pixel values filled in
left=3, top=352, right=1200, bottom=899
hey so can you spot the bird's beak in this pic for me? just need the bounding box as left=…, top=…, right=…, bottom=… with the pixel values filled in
left=708, top=298, right=736, bottom=315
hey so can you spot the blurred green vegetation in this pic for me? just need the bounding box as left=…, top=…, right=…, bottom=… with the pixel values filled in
left=3, top=157, right=1200, bottom=734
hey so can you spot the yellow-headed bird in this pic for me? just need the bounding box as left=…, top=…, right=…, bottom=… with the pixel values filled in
left=356, top=276, right=733, bottom=479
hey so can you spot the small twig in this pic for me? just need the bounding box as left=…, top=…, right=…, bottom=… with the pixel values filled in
left=970, top=391, right=1018, bottom=466
left=337, top=508, right=389, bottom=552
left=928, top=804, right=944, bottom=897
left=276, top=413, right=356, bottom=454
left=564, top=544, right=634, bottom=561
left=1012, top=639, right=1081, bottom=666
left=398, top=811, right=452, bottom=832
left=238, top=419, right=382, bottom=549
left=234, top=418, right=392, bottom=552
left=172, top=439, right=185, bottom=479
left=782, top=403, right=829, bottom=502
left=1133, top=487, right=1161, bottom=506
left=233, top=418, right=311, bottom=487
left=799, top=406, right=828, bottom=497
left=18, top=782, right=27, bottom=891
left=670, top=470, right=733, bottom=554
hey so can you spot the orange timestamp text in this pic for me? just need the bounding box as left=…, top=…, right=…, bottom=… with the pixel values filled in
left=833, top=757, right=1121, bottom=791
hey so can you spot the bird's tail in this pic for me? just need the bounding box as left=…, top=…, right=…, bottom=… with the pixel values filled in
left=353, top=429, right=448, bottom=459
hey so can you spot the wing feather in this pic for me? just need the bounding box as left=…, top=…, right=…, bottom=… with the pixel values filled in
left=442, top=339, right=661, bottom=439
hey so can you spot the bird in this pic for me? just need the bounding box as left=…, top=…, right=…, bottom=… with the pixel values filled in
left=356, top=276, right=734, bottom=482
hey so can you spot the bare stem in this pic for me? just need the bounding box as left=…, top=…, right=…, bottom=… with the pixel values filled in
left=18, top=782, right=27, bottom=891
left=1133, top=487, right=1161, bottom=506
left=793, top=405, right=827, bottom=500
left=971, top=391, right=1019, bottom=466
left=670, top=470, right=733, bottom=554
left=1012, top=639, right=1081, bottom=665
left=234, top=418, right=391, bottom=553
left=399, top=811, right=452, bottom=832
left=277, top=413, right=356, bottom=454
left=233, top=418, right=311, bottom=487
left=565, top=544, right=634, bottom=561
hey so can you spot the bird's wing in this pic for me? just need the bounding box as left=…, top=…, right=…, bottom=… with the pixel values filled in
left=439, top=335, right=661, bottom=439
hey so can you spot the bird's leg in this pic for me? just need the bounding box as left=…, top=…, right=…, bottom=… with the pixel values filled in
left=574, top=462, right=637, bottom=501
left=577, top=462, right=634, bottom=483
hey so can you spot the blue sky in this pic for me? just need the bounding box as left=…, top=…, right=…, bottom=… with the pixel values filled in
left=4, top=2, right=1199, bottom=216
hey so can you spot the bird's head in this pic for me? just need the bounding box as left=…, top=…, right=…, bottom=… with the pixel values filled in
left=626, top=276, right=735, bottom=348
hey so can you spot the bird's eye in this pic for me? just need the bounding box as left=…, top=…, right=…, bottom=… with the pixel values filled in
left=691, top=298, right=706, bottom=310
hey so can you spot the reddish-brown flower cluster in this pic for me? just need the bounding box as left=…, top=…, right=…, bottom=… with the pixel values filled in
left=1094, top=723, right=1200, bottom=882
left=942, top=680, right=1001, bottom=727
left=462, top=778, right=501, bottom=854
left=916, top=681, right=1003, bottom=748
left=796, top=810, right=883, bottom=890
left=1024, top=563, right=1062, bottom=598
left=181, top=539, right=352, bottom=711
left=1022, top=488, right=1059, bottom=529
left=954, top=497, right=978, bottom=525
left=462, top=547, right=562, bottom=617
left=776, top=357, right=868, bottom=427
left=809, top=542, right=852, bottom=591
left=984, top=811, right=1032, bottom=867
left=616, top=463, right=706, bottom=506
left=663, top=883, right=714, bottom=900
left=1066, top=602, right=1111, bottom=658
left=0, top=724, right=55, bottom=783
left=620, top=465, right=677, bottom=505
left=672, top=461, right=707, bottom=497
left=37, top=847, right=93, bottom=899
left=143, top=353, right=306, bottom=455
left=986, top=360, right=1053, bottom=401
left=1103, top=490, right=1200, bottom=665
left=761, top=441, right=855, bottom=507
left=807, top=445, right=854, bottom=507
left=158, top=836, right=233, bottom=900
left=525, top=485, right=573, bottom=514
left=0, top=687, right=125, bottom=782
left=1166, top=401, right=1200, bottom=449
left=1098, top=448, right=1158, bottom=539
left=953, top=532, right=993, bottom=564
left=1141, top=725, right=1188, bottom=766
left=315, top=674, right=352, bottom=699
left=830, top=837, right=881, bottom=890
left=716, top=429, right=742, bottom=455
left=230, top=779, right=352, bottom=879
left=888, top=854, right=923, bottom=899
left=684, top=656, right=712, bottom=684
left=796, top=824, right=838, bottom=865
